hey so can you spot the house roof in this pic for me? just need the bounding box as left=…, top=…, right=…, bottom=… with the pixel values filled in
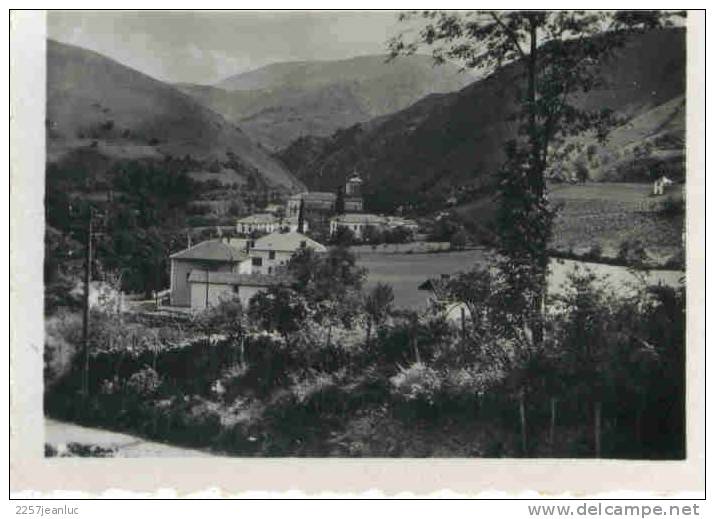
left=331, top=213, right=386, bottom=225
left=237, top=213, right=279, bottom=224
left=187, top=270, right=292, bottom=286
left=170, top=240, right=248, bottom=262
left=252, top=231, right=327, bottom=253
left=289, top=191, right=336, bottom=202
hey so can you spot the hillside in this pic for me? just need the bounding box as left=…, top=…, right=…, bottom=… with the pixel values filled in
left=178, top=54, right=475, bottom=150
left=46, top=39, right=303, bottom=192
left=277, top=29, right=686, bottom=214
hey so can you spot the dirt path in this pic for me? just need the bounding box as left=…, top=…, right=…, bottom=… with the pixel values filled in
left=45, top=418, right=219, bottom=457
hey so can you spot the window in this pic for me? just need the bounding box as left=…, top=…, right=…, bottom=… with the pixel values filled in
left=233, top=285, right=239, bottom=293
left=252, top=257, right=263, bottom=267
left=268, top=267, right=273, bottom=274
left=269, top=251, right=276, bottom=260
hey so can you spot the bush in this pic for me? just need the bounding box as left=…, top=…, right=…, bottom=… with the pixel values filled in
left=659, top=196, right=685, bottom=217
left=390, top=362, right=441, bottom=406
left=617, top=238, right=648, bottom=265
left=44, top=310, right=83, bottom=391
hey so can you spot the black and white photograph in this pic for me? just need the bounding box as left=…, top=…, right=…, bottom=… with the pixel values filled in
left=9, top=8, right=706, bottom=496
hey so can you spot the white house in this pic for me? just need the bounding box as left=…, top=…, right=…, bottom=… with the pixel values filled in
left=385, top=216, right=420, bottom=234
left=247, top=231, right=327, bottom=275
left=169, top=239, right=251, bottom=307
left=236, top=213, right=280, bottom=235
left=236, top=213, right=308, bottom=235
left=653, top=175, right=675, bottom=196
left=329, top=213, right=386, bottom=240
left=187, top=271, right=290, bottom=311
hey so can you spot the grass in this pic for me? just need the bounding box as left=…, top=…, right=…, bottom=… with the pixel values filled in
left=358, top=249, right=492, bottom=309
left=549, top=183, right=684, bottom=265
left=358, top=249, right=684, bottom=309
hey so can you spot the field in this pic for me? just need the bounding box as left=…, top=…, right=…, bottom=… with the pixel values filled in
left=549, top=182, right=684, bottom=264
left=357, top=249, right=492, bottom=309
left=357, top=249, right=684, bottom=310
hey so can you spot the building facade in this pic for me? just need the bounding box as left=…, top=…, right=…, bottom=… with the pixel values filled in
left=248, top=231, right=327, bottom=275
left=187, top=271, right=289, bottom=311
left=329, top=213, right=387, bottom=240
left=236, top=213, right=308, bottom=236
left=169, top=239, right=251, bottom=307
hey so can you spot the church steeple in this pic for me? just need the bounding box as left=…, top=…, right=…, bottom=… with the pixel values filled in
left=346, top=168, right=363, bottom=197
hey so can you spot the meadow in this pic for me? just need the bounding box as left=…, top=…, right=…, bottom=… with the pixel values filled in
left=548, top=182, right=684, bottom=264
left=357, top=249, right=684, bottom=310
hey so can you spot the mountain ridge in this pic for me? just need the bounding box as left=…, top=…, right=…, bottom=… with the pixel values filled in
left=277, top=28, right=686, bottom=213
left=179, top=54, right=476, bottom=150
left=46, top=38, right=304, bottom=192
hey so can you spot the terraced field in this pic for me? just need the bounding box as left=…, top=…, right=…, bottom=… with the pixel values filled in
left=549, top=182, right=684, bottom=264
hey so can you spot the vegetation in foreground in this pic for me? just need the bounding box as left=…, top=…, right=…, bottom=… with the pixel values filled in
left=45, top=246, right=685, bottom=459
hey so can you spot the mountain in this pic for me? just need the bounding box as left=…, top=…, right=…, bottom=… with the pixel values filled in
left=46, top=39, right=303, bottom=192
left=277, top=29, right=686, bottom=213
left=177, top=54, right=476, bottom=150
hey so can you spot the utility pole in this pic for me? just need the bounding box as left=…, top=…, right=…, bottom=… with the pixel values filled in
left=81, top=209, right=93, bottom=398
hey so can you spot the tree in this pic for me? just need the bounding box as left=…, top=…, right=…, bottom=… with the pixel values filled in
left=363, top=283, right=395, bottom=347
left=449, top=229, right=468, bottom=250
left=331, top=225, right=355, bottom=247
left=335, top=185, right=345, bottom=215
left=389, top=10, right=678, bottom=344
left=297, top=197, right=305, bottom=233
left=248, top=286, right=309, bottom=347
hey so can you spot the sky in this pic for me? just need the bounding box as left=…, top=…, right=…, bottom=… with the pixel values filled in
left=47, top=10, right=410, bottom=85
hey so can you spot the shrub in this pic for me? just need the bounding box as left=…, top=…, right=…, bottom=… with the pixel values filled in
left=390, top=362, right=441, bottom=406
left=125, top=367, right=162, bottom=397
left=659, top=196, right=685, bottom=217
left=44, top=310, right=83, bottom=391
left=617, top=239, right=648, bottom=265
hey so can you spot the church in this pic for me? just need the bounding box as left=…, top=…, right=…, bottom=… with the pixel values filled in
left=286, top=173, right=364, bottom=219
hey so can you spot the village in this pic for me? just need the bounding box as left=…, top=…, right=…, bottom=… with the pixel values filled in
left=36, top=10, right=690, bottom=464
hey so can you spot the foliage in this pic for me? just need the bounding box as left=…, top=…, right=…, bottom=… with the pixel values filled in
left=390, top=362, right=442, bottom=406
left=248, top=287, right=310, bottom=344
left=44, top=310, right=83, bottom=390
left=390, top=10, right=677, bottom=346
left=363, top=283, right=395, bottom=345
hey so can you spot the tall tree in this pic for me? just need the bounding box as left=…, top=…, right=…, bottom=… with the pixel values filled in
left=389, top=10, right=680, bottom=342
left=297, top=197, right=305, bottom=233
left=363, top=283, right=395, bottom=347
left=335, top=185, right=345, bottom=215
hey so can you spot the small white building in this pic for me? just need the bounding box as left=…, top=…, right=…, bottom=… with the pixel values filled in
left=385, top=216, right=420, bottom=234
left=653, top=175, right=675, bottom=196
left=236, top=213, right=280, bottom=235
left=329, top=213, right=386, bottom=240
left=247, top=231, right=327, bottom=275
left=169, top=239, right=251, bottom=307
left=187, top=271, right=290, bottom=311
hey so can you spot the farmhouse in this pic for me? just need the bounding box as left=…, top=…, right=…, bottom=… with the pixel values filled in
left=169, top=239, right=251, bottom=307
left=170, top=231, right=326, bottom=310
left=187, top=271, right=290, bottom=311
left=248, top=231, right=327, bottom=275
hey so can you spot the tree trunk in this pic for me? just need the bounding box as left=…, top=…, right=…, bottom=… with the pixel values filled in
left=526, top=15, right=547, bottom=348
left=594, top=401, right=602, bottom=458
left=519, top=392, right=528, bottom=455
left=549, top=397, right=557, bottom=451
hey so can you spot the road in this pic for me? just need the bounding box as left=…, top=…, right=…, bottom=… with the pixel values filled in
left=45, top=418, right=219, bottom=457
